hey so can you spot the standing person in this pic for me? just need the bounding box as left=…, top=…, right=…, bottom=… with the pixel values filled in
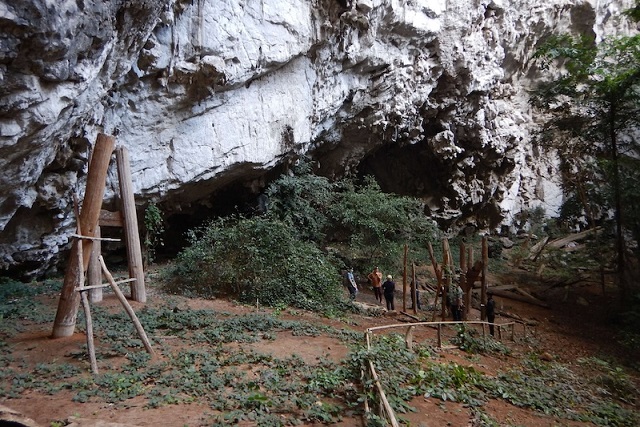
left=486, top=292, right=496, bottom=336
left=449, top=283, right=463, bottom=321
left=368, top=266, right=383, bottom=304
left=382, top=275, right=396, bottom=311
left=410, top=278, right=421, bottom=310
left=345, top=268, right=358, bottom=301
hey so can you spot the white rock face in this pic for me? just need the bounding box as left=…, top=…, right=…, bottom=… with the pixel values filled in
left=0, top=0, right=635, bottom=277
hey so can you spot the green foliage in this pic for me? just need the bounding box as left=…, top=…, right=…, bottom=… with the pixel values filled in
left=586, top=401, right=640, bottom=427
left=168, top=216, right=343, bottom=312
left=265, top=160, right=438, bottom=273
left=617, top=292, right=640, bottom=350
left=3, top=294, right=640, bottom=426
left=0, top=277, right=59, bottom=333
left=479, top=354, right=640, bottom=425
left=412, top=362, right=486, bottom=406
left=625, top=0, right=640, bottom=22
left=531, top=22, right=640, bottom=294
left=357, top=335, right=640, bottom=427
left=578, top=357, right=638, bottom=404
left=265, top=160, right=334, bottom=242
left=15, top=306, right=361, bottom=424
left=168, top=162, right=438, bottom=313
left=531, top=30, right=640, bottom=201
left=143, top=202, right=165, bottom=264
left=328, top=177, right=437, bottom=272
left=618, top=156, right=640, bottom=250
left=450, top=324, right=511, bottom=355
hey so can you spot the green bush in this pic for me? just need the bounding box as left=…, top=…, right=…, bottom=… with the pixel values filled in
left=168, top=216, right=343, bottom=312
left=618, top=292, right=640, bottom=351
left=168, top=162, right=438, bottom=313
left=328, top=177, right=437, bottom=273
left=266, top=160, right=334, bottom=242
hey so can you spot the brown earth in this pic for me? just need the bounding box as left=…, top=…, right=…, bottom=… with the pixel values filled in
left=1, top=263, right=639, bottom=427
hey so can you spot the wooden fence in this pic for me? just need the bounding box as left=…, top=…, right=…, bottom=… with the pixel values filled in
left=361, top=319, right=531, bottom=425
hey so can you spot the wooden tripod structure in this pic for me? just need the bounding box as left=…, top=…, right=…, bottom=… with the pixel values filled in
left=416, top=236, right=489, bottom=321
left=52, top=133, right=147, bottom=338
left=71, top=195, right=154, bottom=374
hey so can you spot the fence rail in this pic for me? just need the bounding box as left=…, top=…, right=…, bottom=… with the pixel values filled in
left=361, top=319, right=531, bottom=425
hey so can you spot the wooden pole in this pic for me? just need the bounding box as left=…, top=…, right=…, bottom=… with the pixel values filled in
left=460, top=242, right=467, bottom=320
left=78, top=249, right=98, bottom=374
left=481, top=236, right=488, bottom=320
left=52, top=134, right=116, bottom=338
left=87, top=225, right=103, bottom=303
left=365, top=331, right=400, bottom=427
left=405, top=325, right=414, bottom=351
left=427, top=241, right=443, bottom=321
left=442, top=239, right=450, bottom=321
left=72, top=198, right=99, bottom=375
left=98, top=256, right=154, bottom=354
left=115, top=146, right=146, bottom=303
left=411, top=262, right=417, bottom=315
left=402, top=244, right=408, bottom=313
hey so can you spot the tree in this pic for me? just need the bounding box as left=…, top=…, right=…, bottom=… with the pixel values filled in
left=530, top=6, right=640, bottom=300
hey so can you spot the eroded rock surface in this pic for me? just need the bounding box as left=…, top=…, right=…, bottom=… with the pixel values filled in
left=0, top=0, right=634, bottom=277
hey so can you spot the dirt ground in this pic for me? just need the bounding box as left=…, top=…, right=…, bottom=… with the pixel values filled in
left=1, top=264, right=639, bottom=427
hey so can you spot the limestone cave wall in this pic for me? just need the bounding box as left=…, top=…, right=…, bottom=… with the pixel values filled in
left=0, top=0, right=634, bottom=278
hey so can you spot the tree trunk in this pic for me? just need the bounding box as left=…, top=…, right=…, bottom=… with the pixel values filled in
left=609, top=103, right=628, bottom=302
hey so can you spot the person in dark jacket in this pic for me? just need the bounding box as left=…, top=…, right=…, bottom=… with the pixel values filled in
left=410, top=278, right=421, bottom=310
left=486, top=292, right=496, bottom=336
left=382, top=275, right=396, bottom=311
left=449, top=283, right=463, bottom=321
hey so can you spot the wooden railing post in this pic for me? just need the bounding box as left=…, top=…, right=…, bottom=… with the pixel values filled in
left=405, top=326, right=415, bottom=351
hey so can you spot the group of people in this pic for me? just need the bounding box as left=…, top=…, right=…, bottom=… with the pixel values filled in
left=345, top=266, right=497, bottom=335
left=362, top=266, right=395, bottom=311
left=343, top=266, right=396, bottom=310
left=345, top=266, right=415, bottom=312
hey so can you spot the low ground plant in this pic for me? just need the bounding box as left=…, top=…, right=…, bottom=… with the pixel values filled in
left=1, top=282, right=639, bottom=426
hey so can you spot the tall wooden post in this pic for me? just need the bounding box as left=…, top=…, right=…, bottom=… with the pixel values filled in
left=116, top=147, right=146, bottom=302
left=460, top=242, right=467, bottom=320
left=411, top=262, right=417, bottom=315
left=480, top=236, right=488, bottom=320
left=428, top=241, right=443, bottom=321
left=87, top=225, right=103, bottom=303
left=52, top=134, right=116, bottom=338
left=442, top=239, right=450, bottom=321
left=402, top=244, right=408, bottom=313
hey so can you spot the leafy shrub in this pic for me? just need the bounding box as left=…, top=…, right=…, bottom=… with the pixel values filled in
left=328, top=177, right=437, bottom=273
left=143, top=202, right=165, bottom=265
left=618, top=292, right=640, bottom=351
left=168, top=162, right=438, bottom=313
left=265, top=160, right=334, bottom=242
left=168, top=216, right=343, bottom=312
